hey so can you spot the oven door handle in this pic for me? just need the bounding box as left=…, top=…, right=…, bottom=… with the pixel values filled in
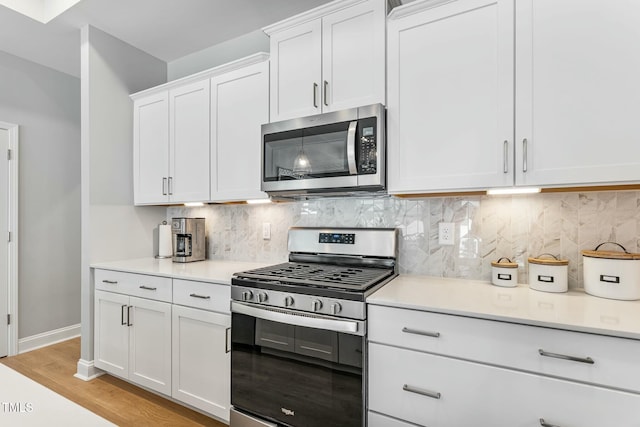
left=231, top=301, right=364, bottom=336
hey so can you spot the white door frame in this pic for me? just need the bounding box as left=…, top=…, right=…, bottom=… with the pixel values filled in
left=0, top=122, right=18, bottom=356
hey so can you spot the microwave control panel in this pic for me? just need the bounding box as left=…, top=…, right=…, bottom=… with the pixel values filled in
left=358, top=117, right=377, bottom=174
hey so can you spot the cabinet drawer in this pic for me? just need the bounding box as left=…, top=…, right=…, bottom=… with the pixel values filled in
left=94, top=269, right=172, bottom=302
left=369, top=343, right=640, bottom=427
left=369, top=411, right=413, bottom=427
left=172, top=279, right=230, bottom=313
left=369, top=304, right=640, bottom=392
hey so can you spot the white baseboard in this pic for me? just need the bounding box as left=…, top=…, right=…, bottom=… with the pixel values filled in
left=75, top=359, right=104, bottom=381
left=18, top=323, right=81, bottom=354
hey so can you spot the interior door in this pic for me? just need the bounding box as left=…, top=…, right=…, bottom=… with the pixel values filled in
left=0, top=128, right=7, bottom=357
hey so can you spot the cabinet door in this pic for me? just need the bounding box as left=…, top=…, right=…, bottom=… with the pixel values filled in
left=128, top=296, right=172, bottom=395
left=133, top=92, right=169, bottom=204
left=94, top=290, right=129, bottom=378
left=269, top=20, right=322, bottom=121
left=172, top=305, right=231, bottom=421
left=387, top=0, right=514, bottom=194
left=515, top=0, right=640, bottom=187
left=322, top=0, right=385, bottom=112
left=169, top=80, right=210, bottom=203
left=210, top=61, right=269, bottom=202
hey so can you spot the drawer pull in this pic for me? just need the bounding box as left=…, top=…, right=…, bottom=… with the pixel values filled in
left=139, top=285, right=157, bottom=291
left=539, top=418, right=561, bottom=427
left=538, top=349, right=594, bottom=364
left=189, top=293, right=211, bottom=300
left=403, top=384, right=441, bottom=400
left=102, top=280, right=118, bottom=284
left=402, top=327, right=440, bottom=338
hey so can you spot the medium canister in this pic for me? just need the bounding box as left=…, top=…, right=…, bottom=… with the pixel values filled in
left=528, top=253, right=569, bottom=293
left=491, top=258, right=518, bottom=287
left=582, top=242, right=640, bottom=301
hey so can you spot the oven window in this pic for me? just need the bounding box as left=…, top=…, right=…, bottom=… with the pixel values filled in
left=231, top=313, right=363, bottom=427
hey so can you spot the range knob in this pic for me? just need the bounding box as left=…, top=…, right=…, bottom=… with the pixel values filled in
left=242, top=290, right=253, bottom=301
left=330, top=302, right=342, bottom=315
left=311, top=299, right=323, bottom=312
left=257, top=292, right=268, bottom=303
left=284, top=296, right=294, bottom=307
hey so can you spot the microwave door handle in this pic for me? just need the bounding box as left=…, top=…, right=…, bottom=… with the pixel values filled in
left=347, top=120, right=358, bottom=175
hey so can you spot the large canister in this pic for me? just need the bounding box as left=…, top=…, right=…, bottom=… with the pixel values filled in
left=582, top=242, right=640, bottom=300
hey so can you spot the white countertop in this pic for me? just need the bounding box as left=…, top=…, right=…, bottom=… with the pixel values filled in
left=368, top=275, right=640, bottom=340
left=91, top=258, right=270, bottom=285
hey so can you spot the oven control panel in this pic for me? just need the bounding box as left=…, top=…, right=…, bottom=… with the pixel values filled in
left=231, top=285, right=366, bottom=321
left=319, top=232, right=355, bottom=244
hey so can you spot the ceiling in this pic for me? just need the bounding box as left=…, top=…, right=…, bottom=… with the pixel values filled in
left=0, top=0, right=332, bottom=78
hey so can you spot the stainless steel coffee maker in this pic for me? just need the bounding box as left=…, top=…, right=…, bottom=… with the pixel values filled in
left=171, top=218, right=206, bottom=262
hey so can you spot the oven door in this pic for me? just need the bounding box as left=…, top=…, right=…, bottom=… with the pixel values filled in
left=230, top=301, right=365, bottom=427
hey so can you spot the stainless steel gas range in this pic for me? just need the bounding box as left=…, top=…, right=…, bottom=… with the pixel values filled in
left=229, top=227, right=398, bottom=427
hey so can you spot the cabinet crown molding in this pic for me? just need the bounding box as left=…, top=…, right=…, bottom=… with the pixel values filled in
left=130, top=52, right=269, bottom=100
left=388, top=0, right=456, bottom=20
left=263, top=0, right=370, bottom=35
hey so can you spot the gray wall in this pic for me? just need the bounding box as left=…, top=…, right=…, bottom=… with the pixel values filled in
left=0, top=50, right=81, bottom=339
left=80, top=25, right=167, bottom=364
left=167, top=29, right=269, bottom=81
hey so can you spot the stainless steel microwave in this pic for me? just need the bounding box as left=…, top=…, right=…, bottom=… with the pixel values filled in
left=261, top=103, right=386, bottom=197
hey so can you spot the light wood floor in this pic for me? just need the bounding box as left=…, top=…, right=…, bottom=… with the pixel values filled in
left=0, top=338, right=226, bottom=427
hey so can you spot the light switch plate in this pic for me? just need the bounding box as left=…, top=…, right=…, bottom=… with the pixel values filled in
left=262, top=223, right=271, bottom=240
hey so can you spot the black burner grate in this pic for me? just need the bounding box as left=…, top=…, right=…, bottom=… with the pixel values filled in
left=235, top=262, right=394, bottom=291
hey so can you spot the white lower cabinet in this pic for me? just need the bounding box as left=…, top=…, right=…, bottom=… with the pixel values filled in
left=368, top=305, right=640, bottom=427
left=172, top=304, right=230, bottom=421
left=94, top=289, right=172, bottom=395
left=94, top=269, right=231, bottom=422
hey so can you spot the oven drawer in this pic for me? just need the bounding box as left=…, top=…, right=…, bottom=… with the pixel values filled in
left=368, top=304, right=640, bottom=392
left=173, top=279, right=230, bottom=313
left=368, top=343, right=640, bottom=427
left=94, top=269, right=172, bottom=303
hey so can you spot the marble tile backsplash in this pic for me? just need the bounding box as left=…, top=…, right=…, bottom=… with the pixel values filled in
left=167, top=190, right=640, bottom=289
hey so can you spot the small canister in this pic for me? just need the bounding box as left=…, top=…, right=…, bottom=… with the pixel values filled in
left=491, top=258, right=518, bottom=287
left=582, top=242, right=640, bottom=301
left=528, top=253, right=569, bottom=293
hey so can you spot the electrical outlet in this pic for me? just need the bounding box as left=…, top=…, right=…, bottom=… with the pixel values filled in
left=439, top=222, right=454, bottom=245
left=262, top=223, right=271, bottom=240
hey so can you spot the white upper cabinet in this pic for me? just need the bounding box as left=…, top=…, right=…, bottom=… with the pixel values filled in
left=168, top=80, right=210, bottom=203
left=515, top=0, right=640, bottom=187
left=388, top=0, right=640, bottom=194
left=266, top=0, right=386, bottom=122
left=210, top=60, right=269, bottom=202
left=133, top=92, right=169, bottom=204
left=387, top=0, right=514, bottom=194
left=133, top=80, right=210, bottom=205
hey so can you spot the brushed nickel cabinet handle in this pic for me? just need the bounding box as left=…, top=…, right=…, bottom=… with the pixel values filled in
left=189, top=293, right=211, bottom=300
left=503, top=140, right=509, bottom=173
left=121, top=305, right=127, bottom=326
left=168, top=176, right=173, bottom=195
left=323, top=80, right=329, bottom=106
left=402, top=326, right=440, bottom=338
left=522, top=138, right=528, bottom=172
left=162, top=177, right=167, bottom=195
left=127, top=306, right=133, bottom=327
left=225, top=327, right=231, bottom=353
left=539, top=418, right=561, bottom=427
left=538, top=349, right=594, bottom=364
left=139, top=285, right=157, bottom=291
left=102, top=280, right=118, bottom=284
left=313, top=83, right=319, bottom=108
left=403, top=384, right=441, bottom=399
